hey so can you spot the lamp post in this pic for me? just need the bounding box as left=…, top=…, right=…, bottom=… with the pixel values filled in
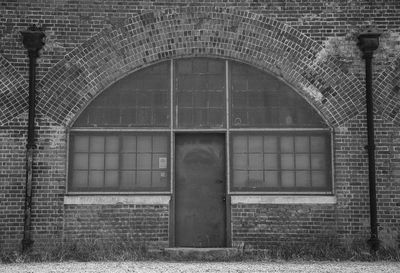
left=357, top=31, right=380, bottom=253
left=20, top=25, right=45, bottom=252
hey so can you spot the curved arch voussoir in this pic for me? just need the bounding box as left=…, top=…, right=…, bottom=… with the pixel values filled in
left=374, top=55, right=400, bottom=125
left=0, top=55, right=28, bottom=126
left=37, top=7, right=363, bottom=128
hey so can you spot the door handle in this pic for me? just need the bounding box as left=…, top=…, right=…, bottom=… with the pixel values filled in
left=216, top=179, right=223, bottom=184
left=222, top=195, right=226, bottom=202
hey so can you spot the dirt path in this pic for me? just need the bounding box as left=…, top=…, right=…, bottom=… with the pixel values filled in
left=1, top=261, right=399, bottom=273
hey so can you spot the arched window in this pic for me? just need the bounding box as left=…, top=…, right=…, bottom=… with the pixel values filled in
left=69, top=58, right=331, bottom=193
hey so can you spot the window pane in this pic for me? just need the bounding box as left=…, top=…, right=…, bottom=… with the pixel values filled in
left=73, top=62, right=170, bottom=127
left=281, top=154, right=294, bottom=169
left=153, top=154, right=168, bottom=169
left=105, top=171, right=119, bottom=188
left=88, top=170, right=104, bottom=188
left=295, top=136, right=309, bottom=153
left=311, top=154, right=326, bottom=169
left=264, top=136, right=278, bottom=153
left=137, top=154, right=152, bottom=170
left=281, top=136, right=294, bottom=153
left=233, top=136, right=247, bottom=153
left=249, top=154, right=263, bottom=170
left=106, top=136, right=119, bottom=152
left=120, top=171, right=135, bottom=189
left=311, top=136, right=326, bottom=152
left=121, top=154, right=136, bottom=170
left=137, top=136, right=152, bottom=153
left=233, top=154, right=247, bottom=169
left=312, top=171, right=327, bottom=188
left=295, top=154, right=310, bottom=169
left=281, top=171, right=295, bottom=187
left=233, top=171, right=247, bottom=188
left=72, top=171, right=88, bottom=188
left=73, top=153, right=88, bottom=169
left=70, top=133, right=169, bottom=191
left=264, top=154, right=278, bottom=170
left=265, top=171, right=279, bottom=187
left=137, top=171, right=151, bottom=187
left=122, top=136, right=136, bottom=152
left=176, top=58, right=225, bottom=128
left=74, top=136, right=89, bottom=152
left=231, top=133, right=330, bottom=191
left=249, top=136, right=263, bottom=153
left=152, top=171, right=168, bottom=188
left=153, top=136, right=168, bottom=153
left=296, top=171, right=311, bottom=187
left=230, top=61, right=327, bottom=128
left=89, top=154, right=104, bottom=169
left=90, top=136, right=104, bottom=152
left=105, top=154, right=119, bottom=169
left=248, top=171, right=263, bottom=187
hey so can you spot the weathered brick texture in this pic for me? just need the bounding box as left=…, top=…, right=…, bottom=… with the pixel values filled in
left=334, top=112, right=400, bottom=247
left=232, top=204, right=336, bottom=249
left=64, top=204, right=169, bottom=249
left=1, top=1, right=400, bottom=251
left=0, top=113, right=65, bottom=251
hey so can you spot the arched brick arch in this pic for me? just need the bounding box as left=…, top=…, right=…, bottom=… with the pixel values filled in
left=0, top=55, right=28, bottom=126
left=37, top=7, right=364, bottom=127
left=374, top=55, right=400, bottom=125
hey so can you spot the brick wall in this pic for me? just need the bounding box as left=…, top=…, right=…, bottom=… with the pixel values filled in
left=334, top=112, right=400, bottom=248
left=231, top=204, right=336, bottom=249
left=0, top=114, right=65, bottom=251
left=1, top=1, right=400, bottom=252
left=64, top=204, right=169, bottom=249
left=0, top=115, right=26, bottom=251
left=1, top=1, right=399, bottom=80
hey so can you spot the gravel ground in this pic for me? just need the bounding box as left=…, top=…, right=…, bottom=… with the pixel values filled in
left=1, top=261, right=399, bottom=273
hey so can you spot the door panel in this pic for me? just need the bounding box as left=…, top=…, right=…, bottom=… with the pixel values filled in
left=175, top=134, right=226, bottom=247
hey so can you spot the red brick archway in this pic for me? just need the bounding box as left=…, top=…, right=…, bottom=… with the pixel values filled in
left=36, top=7, right=364, bottom=127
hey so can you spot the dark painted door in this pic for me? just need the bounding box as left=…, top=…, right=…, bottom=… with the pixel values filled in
left=175, top=134, right=226, bottom=247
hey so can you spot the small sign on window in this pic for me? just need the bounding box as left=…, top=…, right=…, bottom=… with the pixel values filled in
left=159, top=157, right=167, bottom=169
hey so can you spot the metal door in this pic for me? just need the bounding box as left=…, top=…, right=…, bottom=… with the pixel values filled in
left=175, top=134, right=226, bottom=247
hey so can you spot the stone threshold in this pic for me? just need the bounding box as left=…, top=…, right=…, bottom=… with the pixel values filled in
left=164, top=247, right=240, bottom=260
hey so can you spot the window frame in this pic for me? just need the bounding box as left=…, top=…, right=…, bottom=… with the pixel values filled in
left=228, top=130, right=333, bottom=193
left=67, top=131, right=171, bottom=194
left=67, top=58, right=334, bottom=195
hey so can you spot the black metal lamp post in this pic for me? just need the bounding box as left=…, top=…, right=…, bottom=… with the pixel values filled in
left=357, top=31, right=380, bottom=253
left=20, top=25, right=45, bottom=252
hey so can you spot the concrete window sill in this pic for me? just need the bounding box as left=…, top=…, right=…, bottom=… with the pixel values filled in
left=64, top=195, right=171, bottom=205
left=230, top=195, right=336, bottom=204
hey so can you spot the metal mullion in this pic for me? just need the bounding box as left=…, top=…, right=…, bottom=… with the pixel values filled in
left=86, top=136, right=91, bottom=189
left=70, top=128, right=170, bottom=132
left=226, top=60, right=230, bottom=193
left=277, top=135, right=282, bottom=189
left=170, top=59, right=174, bottom=195
left=118, top=135, right=122, bottom=191
left=135, top=135, right=138, bottom=188
left=172, top=128, right=226, bottom=132
left=293, top=135, right=296, bottom=188
left=308, top=136, right=313, bottom=188
left=262, top=135, right=265, bottom=185
left=103, top=135, right=106, bottom=189
left=246, top=136, right=250, bottom=184
left=150, top=135, right=153, bottom=188
left=229, top=128, right=331, bottom=132
left=190, top=90, right=194, bottom=127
